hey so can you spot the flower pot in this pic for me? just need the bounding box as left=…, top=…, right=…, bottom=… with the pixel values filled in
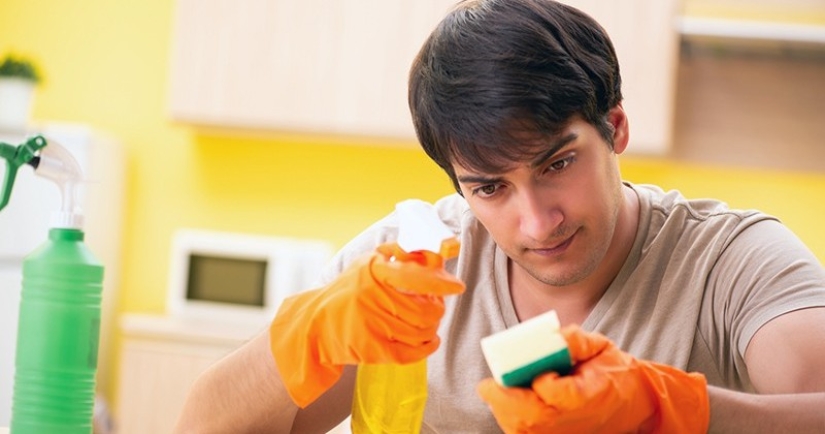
left=0, top=78, right=36, bottom=132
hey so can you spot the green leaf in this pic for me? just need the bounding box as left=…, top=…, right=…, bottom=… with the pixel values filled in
left=0, top=54, right=42, bottom=84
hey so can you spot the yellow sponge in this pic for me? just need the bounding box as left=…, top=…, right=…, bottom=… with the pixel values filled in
left=480, top=310, right=572, bottom=387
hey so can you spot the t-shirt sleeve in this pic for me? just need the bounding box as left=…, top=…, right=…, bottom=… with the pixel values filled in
left=708, top=218, right=825, bottom=359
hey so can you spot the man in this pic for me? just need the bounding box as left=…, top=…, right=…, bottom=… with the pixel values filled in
left=175, top=0, right=825, bottom=432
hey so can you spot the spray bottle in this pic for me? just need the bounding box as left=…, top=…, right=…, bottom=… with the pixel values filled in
left=350, top=199, right=460, bottom=433
left=1, top=135, right=104, bottom=434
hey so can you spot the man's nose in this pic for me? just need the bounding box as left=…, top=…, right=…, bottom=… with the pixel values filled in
left=517, top=188, right=564, bottom=242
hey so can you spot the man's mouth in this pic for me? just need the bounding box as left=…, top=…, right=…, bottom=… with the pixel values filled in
left=529, top=230, right=577, bottom=256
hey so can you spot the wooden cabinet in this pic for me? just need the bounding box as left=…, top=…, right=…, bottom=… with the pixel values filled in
left=115, top=313, right=350, bottom=433
left=167, top=0, right=679, bottom=153
left=167, top=0, right=455, bottom=139
left=115, top=314, right=259, bottom=434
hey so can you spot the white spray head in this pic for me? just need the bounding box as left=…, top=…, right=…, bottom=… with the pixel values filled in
left=34, top=137, right=85, bottom=229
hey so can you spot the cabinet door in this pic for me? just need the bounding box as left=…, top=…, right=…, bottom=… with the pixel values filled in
left=116, top=338, right=236, bottom=434
left=168, top=0, right=455, bottom=139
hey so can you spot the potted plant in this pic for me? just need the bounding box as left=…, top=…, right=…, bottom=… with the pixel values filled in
left=0, top=54, right=43, bottom=131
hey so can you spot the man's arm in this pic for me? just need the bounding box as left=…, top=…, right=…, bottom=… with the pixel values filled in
left=174, top=328, right=354, bottom=434
left=708, top=307, right=825, bottom=433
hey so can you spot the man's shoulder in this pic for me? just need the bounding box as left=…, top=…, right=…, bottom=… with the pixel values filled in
left=629, top=182, right=783, bottom=268
left=433, top=193, right=473, bottom=233
left=631, top=182, right=774, bottom=227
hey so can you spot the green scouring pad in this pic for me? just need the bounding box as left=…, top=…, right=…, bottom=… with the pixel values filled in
left=480, top=310, right=573, bottom=387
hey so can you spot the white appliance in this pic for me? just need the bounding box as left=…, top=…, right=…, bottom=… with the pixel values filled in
left=167, top=228, right=334, bottom=326
left=114, top=230, right=333, bottom=434
left=0, top=122, right=125, bottom=425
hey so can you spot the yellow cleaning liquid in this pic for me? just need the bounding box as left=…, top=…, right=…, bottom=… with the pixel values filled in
left=351, top=360, right=427, bottom=433
left=351, top=200, right=460, bottom=433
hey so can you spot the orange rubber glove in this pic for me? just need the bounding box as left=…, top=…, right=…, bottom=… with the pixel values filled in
left=270, top=242, right=465, bottom=408
left=477, top=325, right=709, bottom=434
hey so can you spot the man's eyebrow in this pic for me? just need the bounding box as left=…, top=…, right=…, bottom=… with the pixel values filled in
left=530, top=133, right=578, bottom=169
left=456, top=173, right=502, bottom=185
left=456, top=133, right=578, bottom=185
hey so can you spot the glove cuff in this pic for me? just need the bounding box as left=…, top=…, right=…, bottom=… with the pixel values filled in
left=646, top=363, right=710, bottom=434
left=270, top=289, right=344, bottom=408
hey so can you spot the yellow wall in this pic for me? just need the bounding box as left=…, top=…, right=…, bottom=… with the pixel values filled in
left=2, top=0, right=824, bottom=412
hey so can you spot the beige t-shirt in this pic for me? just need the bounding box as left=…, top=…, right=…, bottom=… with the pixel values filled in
left=320, top=183, right=825, bottom=433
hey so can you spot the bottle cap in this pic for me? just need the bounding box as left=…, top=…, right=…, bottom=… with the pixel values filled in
left=50, top=211, right=84, bottom=229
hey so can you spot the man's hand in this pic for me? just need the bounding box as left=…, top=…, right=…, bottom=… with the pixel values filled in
left=270, top=242, right=465, bottom=407
left=477, top=325, right=709, bottom=433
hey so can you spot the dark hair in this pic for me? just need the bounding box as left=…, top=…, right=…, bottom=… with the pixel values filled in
left=408, top=0, right=622, bottom=192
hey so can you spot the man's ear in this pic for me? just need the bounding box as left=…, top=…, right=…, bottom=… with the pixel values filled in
left=607, top=104, right=629, bottom=154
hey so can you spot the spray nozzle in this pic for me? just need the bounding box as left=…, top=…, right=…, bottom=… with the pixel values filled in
left=0, top=134, right=86, bottom=228
left=37, top=137, right=85, bottom=228
left=0, top=135, right=47, bottom=212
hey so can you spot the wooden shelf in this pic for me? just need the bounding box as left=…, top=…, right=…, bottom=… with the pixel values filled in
left=678, top=17, right=825, bottom=44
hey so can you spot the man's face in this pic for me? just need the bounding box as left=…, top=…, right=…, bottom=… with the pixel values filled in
left=453, top=116, right=625, bottom=288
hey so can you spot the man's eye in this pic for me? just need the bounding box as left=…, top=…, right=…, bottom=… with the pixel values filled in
left=474, top=184, right=498, bottom=197
left=547, top=155, right=576, bottom=173
left=549, top=158, right=570, bottom=171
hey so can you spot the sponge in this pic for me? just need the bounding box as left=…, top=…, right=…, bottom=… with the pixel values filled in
left=480, top=310, right=572, bottom=387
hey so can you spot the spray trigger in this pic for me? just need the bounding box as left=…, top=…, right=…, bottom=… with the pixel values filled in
left=0, top=135, right=48, bottom=212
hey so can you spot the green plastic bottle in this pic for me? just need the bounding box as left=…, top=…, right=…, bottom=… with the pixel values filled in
left=11, top=226, right=104, bottom=434
left=1, top=135, right=105, bottom=434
